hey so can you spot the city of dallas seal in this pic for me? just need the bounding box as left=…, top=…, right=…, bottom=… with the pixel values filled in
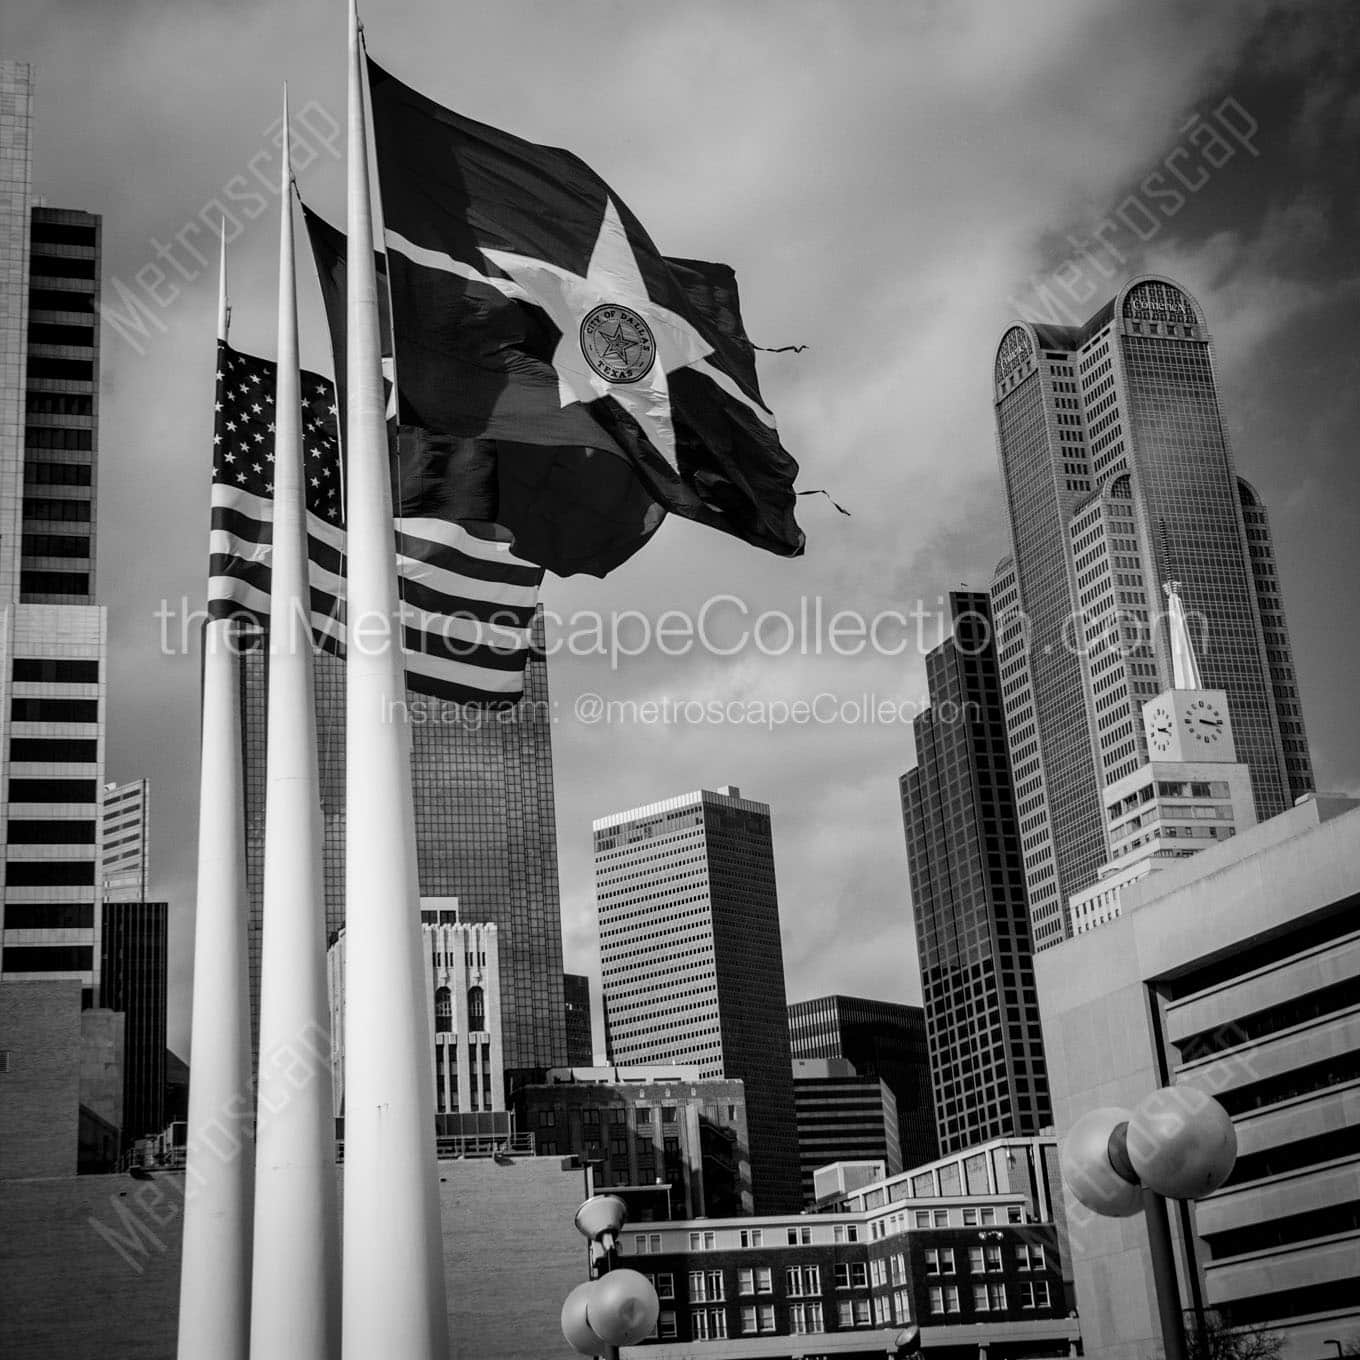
left=580, top=303, right=657, bottom=383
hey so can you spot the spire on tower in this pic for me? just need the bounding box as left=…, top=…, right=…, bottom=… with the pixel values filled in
left=1164, top=580, right=1204, bottom=690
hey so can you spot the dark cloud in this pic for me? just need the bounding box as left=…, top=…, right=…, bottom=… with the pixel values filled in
left=7, top=0, right=1357, bottom=1054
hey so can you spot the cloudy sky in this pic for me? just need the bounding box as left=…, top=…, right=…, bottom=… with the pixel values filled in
left=5, top=0, right=1359, bottom=1056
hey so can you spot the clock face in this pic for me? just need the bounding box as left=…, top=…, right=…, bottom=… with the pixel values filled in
left=1146, top=703, right=1175, bottom=753
left=1183, top=697, right=1226, bottom=744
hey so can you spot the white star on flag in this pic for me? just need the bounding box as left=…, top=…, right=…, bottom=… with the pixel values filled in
left=481, top=197, right=713, bottom=467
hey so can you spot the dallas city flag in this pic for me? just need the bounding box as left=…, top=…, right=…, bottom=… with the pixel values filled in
left=206, top=340, right=543, bottom=705
left=355, top=56, right=804, bottom=579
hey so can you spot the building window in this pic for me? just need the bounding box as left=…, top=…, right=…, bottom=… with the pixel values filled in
left=832, top=1224, right=859, bottom=1243
left=973, top=1282, right=1007, bottom=1311
left=688, top=1231, right=716, bottom=1252
left=963, top=1208, right=978, bottom=1226
left=758, top=1304, right=775, bottom=1332
left=787, top=1226, right=812, bottom=1245
left=932, top=1210, right=950, bottom=1227
left=786, top=1265, right=821, bottom=1297
left=929, top=1286, right=945, bottom=1315
left=789, top=1302, right=824, bottom=1334
left=924, top=1247, right=955, bottom=1276
left=984, top=1244, right=1002, bottom=1272
left=657, top=1310, right=677, bottom=1339
left=753, top=1267, right=772, bottom=1294
left=914, top=1211, right=932, bottom=1228
left=632, top=1233, right=662, bottom=1254
left=434, top=987, right=452, bottom=1034
left=890, top=1253, right=906, bottom=1285
left=466, top=986, right=485, bottom=1031
left=837, top=1299, right=871, bottom=1328
left=691, top=1308, right=727, bottom=1340
left=1020, top=1280, right=1052, bottom=1309
left=739, top=1229, right=763, bottom=1248
left=1016, top=1243, right=1046, bottom=1271
left=650, top=1272, right=673, bottom=1299
left=833, top=1262, right=867, bottom=1290
left=740, top=1306, right=757, bottom=1335
left=689, top=1270, right=724, bottom=1303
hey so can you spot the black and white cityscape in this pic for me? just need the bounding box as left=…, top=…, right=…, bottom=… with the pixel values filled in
left=1, top=4, right=1358, bottom=1359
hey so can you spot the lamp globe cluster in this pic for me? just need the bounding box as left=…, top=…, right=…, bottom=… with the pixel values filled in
left=1062, top=1085, right=1237, bottom=1217
left=561, top=1195, right=661, bottom=1356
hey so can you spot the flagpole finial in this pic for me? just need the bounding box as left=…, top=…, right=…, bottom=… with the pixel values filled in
left=217, top=215, right=230, bottom=341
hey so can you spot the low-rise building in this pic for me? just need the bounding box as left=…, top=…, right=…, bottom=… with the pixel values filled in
left=616, top=1181, right=1076, bottom=1356
left=1036, top=793, right=1360, bottom=1360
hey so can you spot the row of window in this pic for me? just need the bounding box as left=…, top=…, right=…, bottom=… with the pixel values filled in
left=12, top=659, right=100, bottom=684
left=4, top=860, right=96, bottom=886
left=928, top=1280, right=1051, bottom=1313
left=924, top=1243, right=1047, bottom=1274
left=11, top=698, right=99, bottom=723
left=21, top=571, right=92, bottom=597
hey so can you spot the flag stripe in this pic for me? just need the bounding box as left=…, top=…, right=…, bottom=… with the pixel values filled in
left=208, top=341, right=543, bottom=705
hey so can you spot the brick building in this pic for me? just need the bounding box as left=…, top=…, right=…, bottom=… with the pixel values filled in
left=618, top=1182, right=1075, bottom=1355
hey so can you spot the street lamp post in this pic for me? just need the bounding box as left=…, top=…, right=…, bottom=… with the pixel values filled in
left=1061, top=1086, right=1237, bottom=1360
left=562, top=1195, right=660, bottom=1360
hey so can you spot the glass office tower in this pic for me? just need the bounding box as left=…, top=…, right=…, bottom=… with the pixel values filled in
left=901, top=593, right=1052, bottom=1154
left=239, top=611, right=567, bottom=1080
left=990, top=276, right=1312, bottom=947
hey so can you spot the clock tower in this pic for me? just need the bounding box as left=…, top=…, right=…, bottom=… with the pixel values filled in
left=1141, top=582, right=1239, bottom=763
left=1143, top=688, right=1236, bottom=764
left=1068, top=582, right=1258, bottom=936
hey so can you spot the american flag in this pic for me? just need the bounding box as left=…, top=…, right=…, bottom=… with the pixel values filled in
left=207, top=341, right=544, bottom=705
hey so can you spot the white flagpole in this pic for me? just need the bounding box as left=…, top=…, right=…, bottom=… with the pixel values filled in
left=177, top=222, right=253, bottom=1360
left=249, top=86, right=343, bottom=1360
left=341, top=2, right=449, bottom=1356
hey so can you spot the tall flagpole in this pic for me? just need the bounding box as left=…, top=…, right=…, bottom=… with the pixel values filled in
left=249, top=86, right=343, bottom=1360
left=341, top=3, right=449, bottom=1356
left=177, top=222, right=253, bottom=1360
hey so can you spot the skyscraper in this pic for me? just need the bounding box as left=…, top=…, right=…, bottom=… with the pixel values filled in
left=901, top=592, right=1052, bottom=1156
left=990, top=275, right=1312, bottom=948
left=563, top=971, right=593, bottom=1066
left=98, top=899, right=167, bottom=1144
left=595, top=785, right=801, bottom=1213
left=238, top=613, right=566, bottom=1079
left=0, top=61, right=108, bottom=1005
left=101, top=778, right=148, bottom=902
left=786, top=994, right=937, bottom=1168
left=791, top=1058, right=901, bottom=1203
